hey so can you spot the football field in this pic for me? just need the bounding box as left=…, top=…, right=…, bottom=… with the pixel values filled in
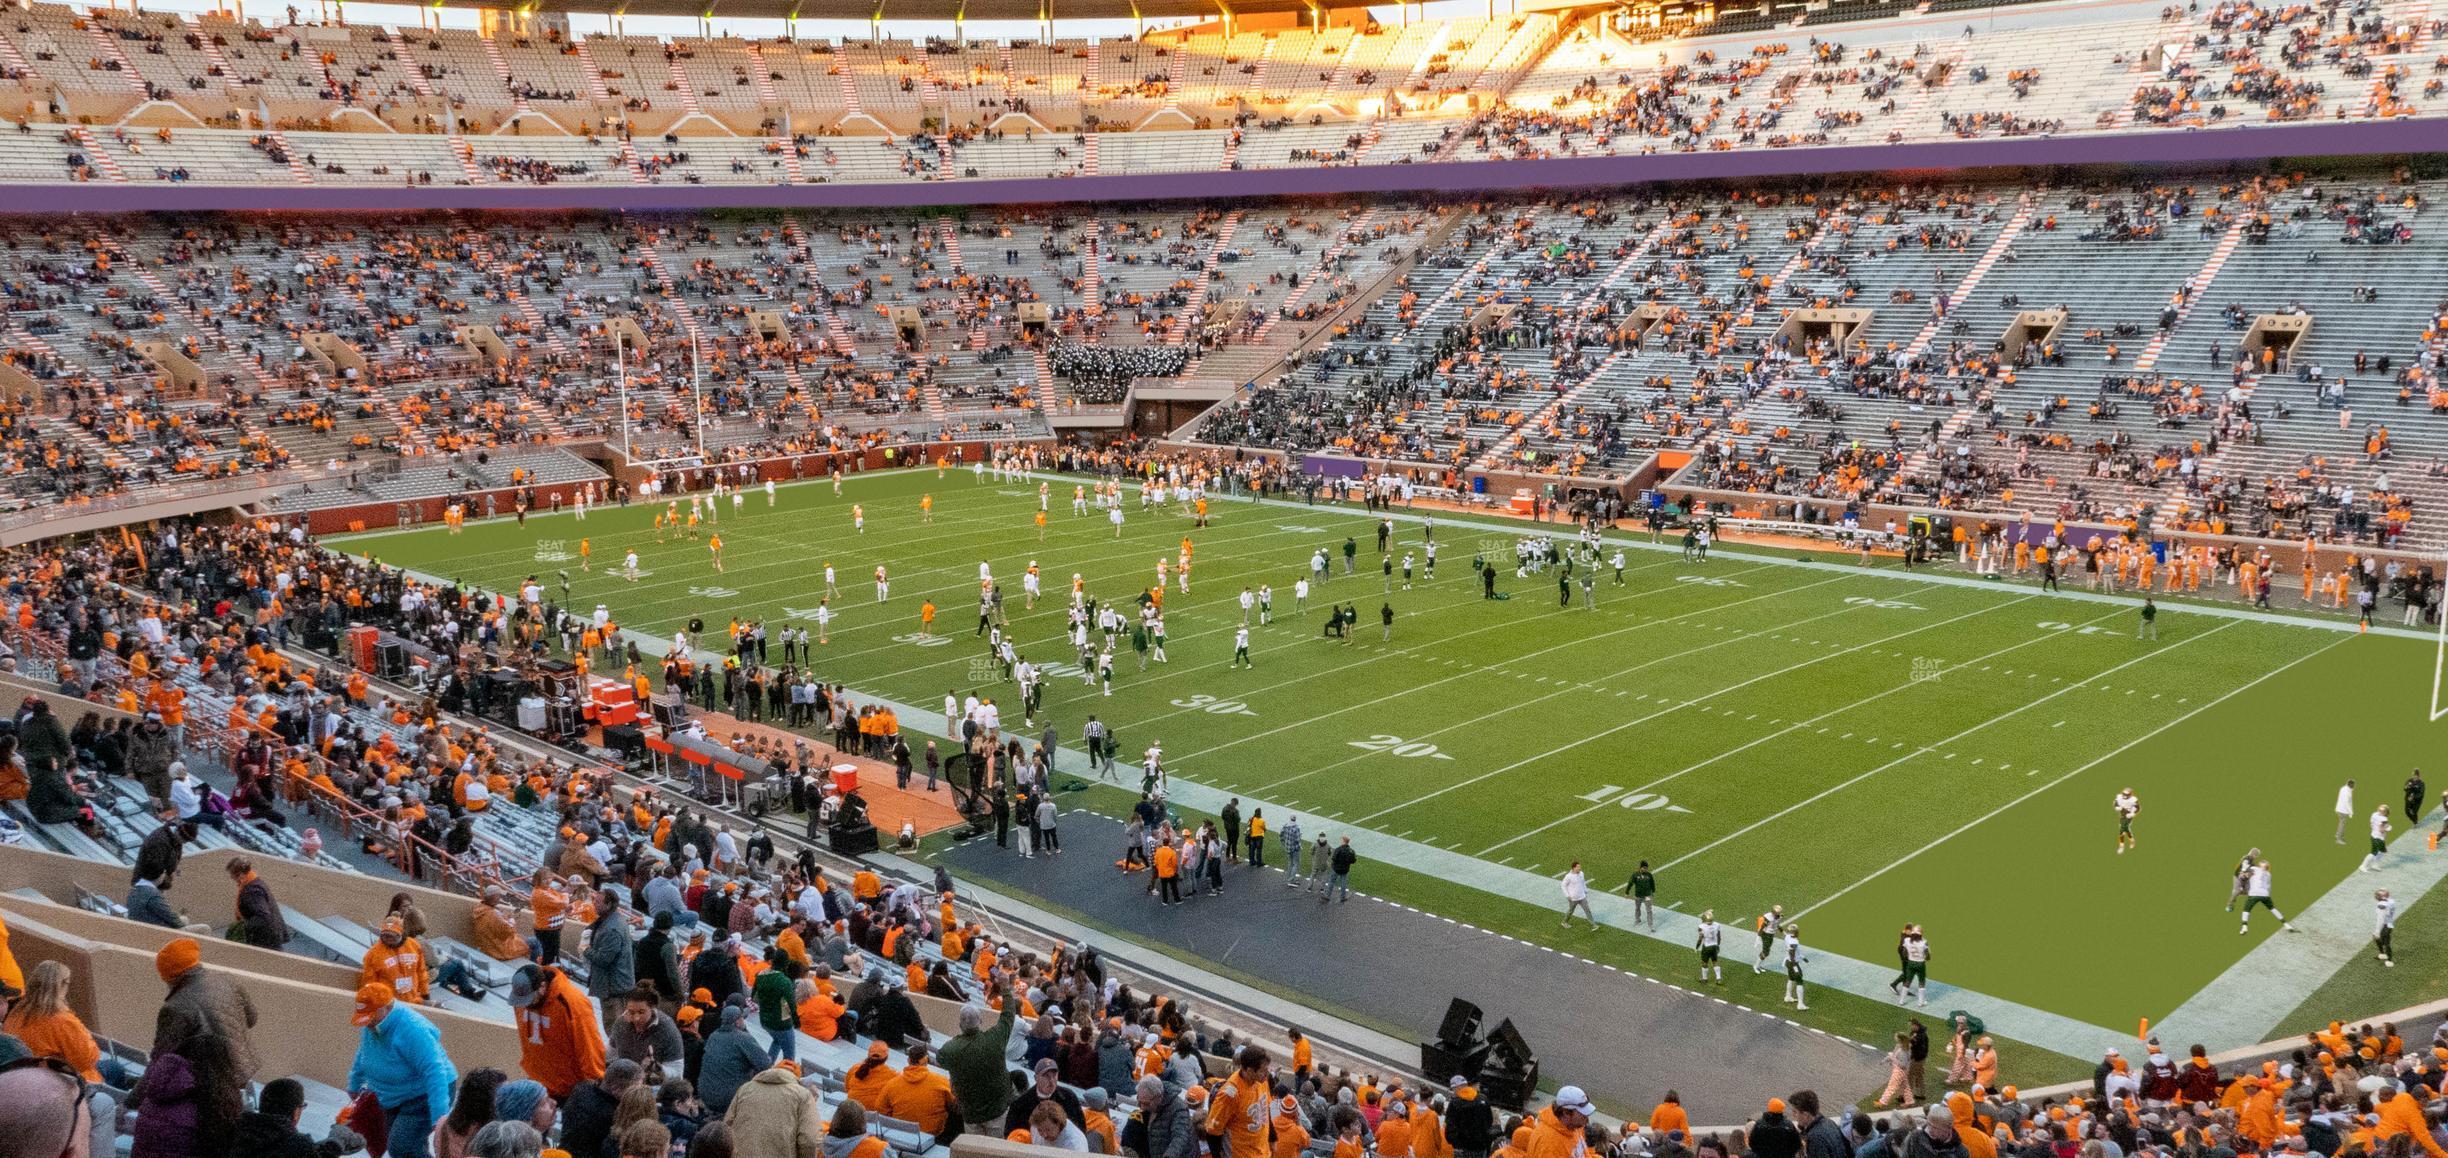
left=330, top=467, right=2440, bottom=1059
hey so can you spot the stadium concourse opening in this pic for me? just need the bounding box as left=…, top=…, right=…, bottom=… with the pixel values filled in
left=8, top=0, right=2448, bottom=1147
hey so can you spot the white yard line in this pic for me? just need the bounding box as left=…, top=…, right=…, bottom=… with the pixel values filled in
left=1050, top=551, right=1722, bottom=724
left=1499, top=598, right=2117, bottom=861
left=1672, top=617, right=2236, bottom=877
left=388, top=555, right=2145, bottom=1060
left=1248, top=580, right=1876, bottom=794
left=352, top=468, right=2390, bottom=1063
left=1793, top=628, right=2343, bottom=919
left=2153, top=759, right=2448, bottom=1044
left=1363, top=596, right=2030, bottom=830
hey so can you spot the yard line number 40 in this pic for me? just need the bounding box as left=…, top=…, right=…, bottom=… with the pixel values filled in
left=1574, top=785, right=1694, bottom=813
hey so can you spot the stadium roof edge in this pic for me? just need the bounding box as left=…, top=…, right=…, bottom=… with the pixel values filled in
left=426, top=0, right=1332, bottom=22
left=7, top=117, right=2441, bottom=214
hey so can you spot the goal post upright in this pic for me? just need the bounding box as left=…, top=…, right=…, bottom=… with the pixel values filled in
left=2432, top=556, right=2448, bottom=721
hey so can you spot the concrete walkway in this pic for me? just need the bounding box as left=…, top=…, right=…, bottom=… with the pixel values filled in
left=936, top=807, right=1890, bottom=1122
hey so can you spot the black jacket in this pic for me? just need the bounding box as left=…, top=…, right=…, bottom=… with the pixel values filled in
left=558, top=1079, right=625, bottom=1158
left=1752, top=1113, right=1803, bottom=1158
left=1900, top=1126, right=1969, bottom=1158
left=228, top=1111, right=321, bottom=1158
left=235, top=878, right=289, bottom=948
left=133, top=824, right=187, bottom=886
left=1445, top=1091, right=1495, bottom=1151
left=1801, top=1115, right=1852, bottom=1158
left=867, top=989, right=928, bottom=1050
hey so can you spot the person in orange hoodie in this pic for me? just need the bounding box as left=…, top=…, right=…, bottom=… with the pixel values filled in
left=1650, top=1093, right=1689, bottom=1138
left=0, top=911, right=23, bottom=994
left=360, top=916, right=430, bottom=1005
left=844, top=1041, right=896, bottom=1112
left=2237, top=1078, right=2287, bottom=1150
left=512, top=962, right=606, bottom=1100
left=471, top=889, right=531, bottom=962
left=1413, top=1094, right=1452, bottom=1158
left=826, top=1101, right=891, bottom=1158
left=797, top=978, right=848, bottom=1042
left=2376, top=1085, right=2448, bottom=1158
left=1268, top=1094, right=1310, bottom=1158
left=1948, top=1092, right=1998, bottom=1158
left=1333, top=1112, right=1370, bottom=1158
left=531, top=872, right=571, bottom=964
left=1526, top=1087, right=1593, bottom=1158
left=4, top=960, right=106, bottom=1081
left=1377, top=1098, right=1419, bottom=1158
left=880, top=1044, right=959, bottom=1141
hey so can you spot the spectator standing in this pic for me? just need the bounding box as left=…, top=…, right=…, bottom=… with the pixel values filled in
left=20, top=699, right=81, bottom=826
left=130, top=1030, right=243, bottom=1158
left=725, top=1061, right=823, bottom=1158
left=151, top=939, right=259, bottom=1083
left=509, top=962, right=606, bottom=1101
left=1751, top=1099, right=1802, bottom=1158
left=880, top=1044, right=959, bottom=1146
left=1446, top=1079, right=1494, bottom=1158
left=1899, top=1112, right=1970, bottom=1158
left=1791, top=1091, right=1848, bottom=1158
left=348, top=984, right=458, bottom=1158
left=224, top=858, right=290, bottom=950
left=612, top=988, right=687, bottom=1074
left=559, top=1058, right=643, bottom=1158
left=126, top=713, right=176, bottom=811
left=753, top=950, right=800, bottom=1066
left=1528, top=1086, right=1592, bottom=1158
left=940, top=984, right=1017, bottom=1133
left=1131, top=1075, right=1194, bottom=1158
left=1322, top=838, right=1356, bottom=903
left=1281, top=818, right=1306, bottom=885
left=587, top=892, right=638, bottom=1026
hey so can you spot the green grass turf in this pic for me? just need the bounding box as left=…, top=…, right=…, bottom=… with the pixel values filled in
left=329, top=468, right=2435, bottom=1040
left=2270, top=893, right=2448, bottom=1043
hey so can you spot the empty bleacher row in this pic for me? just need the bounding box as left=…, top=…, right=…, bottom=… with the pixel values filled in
left=1, top=0, right=2443, bottom=191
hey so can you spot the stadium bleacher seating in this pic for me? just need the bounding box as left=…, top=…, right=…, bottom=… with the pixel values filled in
left=0, top=0, right=2440, bottom=197
left=14, top=0, right=2448, bottom=1152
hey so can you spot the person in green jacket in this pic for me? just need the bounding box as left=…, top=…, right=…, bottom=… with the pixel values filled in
left=938, top=981, right=1015, bottom=1132
left=751, top=949, right=799, bottom=1067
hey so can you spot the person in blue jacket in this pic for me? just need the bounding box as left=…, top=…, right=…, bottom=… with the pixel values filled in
left=347, top=984, right=457, bottom=1158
